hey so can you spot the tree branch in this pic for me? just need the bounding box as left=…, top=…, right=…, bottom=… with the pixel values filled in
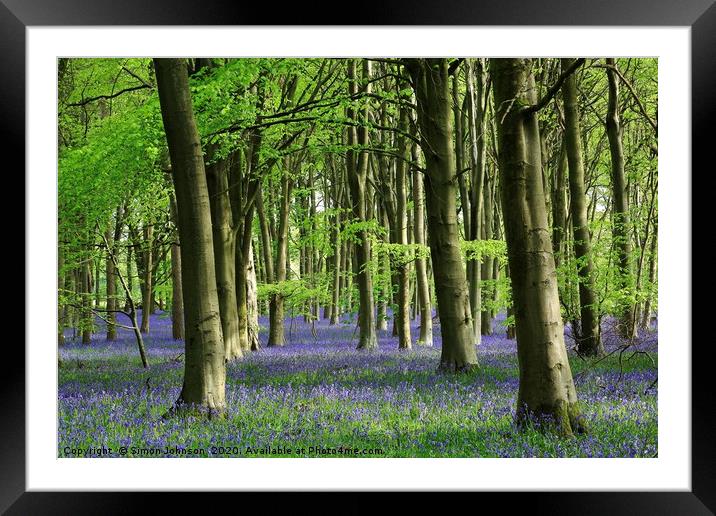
left=522, top=58, right=585, bottom=115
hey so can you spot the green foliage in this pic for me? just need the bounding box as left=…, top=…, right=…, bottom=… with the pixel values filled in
left=461, top=239, right=507, bottom=264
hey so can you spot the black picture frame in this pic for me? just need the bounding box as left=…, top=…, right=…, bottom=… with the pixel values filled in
left=5, top=0, right=709, bottom=513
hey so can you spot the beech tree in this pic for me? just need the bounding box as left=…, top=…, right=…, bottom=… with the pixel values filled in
left=561, top=58, right=604, bottom=357
left=346, top=59, right=378, bottom=351
left=154, top=58, right=226, bottom=413
left=492, top=58, right=585, bottom=434
left=405, top=58, right=477, bottom=371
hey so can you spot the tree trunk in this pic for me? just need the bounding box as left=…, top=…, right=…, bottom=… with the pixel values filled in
left=106, top=205, right=123, bottom=341
left=492, top=58, right=585, bottom=435
left=406, top=58, right=477, bottom=370
left=169, top=194, right=185, bottom=340
left=640, top=227, right=657, bottom=330
left=58, top=246, right=66, bottom=345
left=466, top=58, right=488, bottom=346
left=105, top=228, right=117, bottom=340
left=267, top=168, right=292, bottom=347
left=329, top=207, right=342, bottom=325
left=346, top=59, right=378, bottom=350
left=247, top=242, right=260, bottom=351
left=481, top=167, right=494, bottom=335
left=171, top=240, right=184, bottom=340
left=605, top=58, right=637, bottom=339
left=154, top=57, right=226, bottom=413
left=206, top=157, right=242, bottom=361
left=81, top=256, right=93, bottom=344
left=140, top=224, right=153, bottom=334
left=412, top=144, right=433, bottom=346
left=395, top=105, right=412, bottom=349
left=561, top=58, right=603, bottom=357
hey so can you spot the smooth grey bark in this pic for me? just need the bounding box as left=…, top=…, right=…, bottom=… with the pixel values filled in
left=405, top=58, right=477, bottom=370
left=562, top=58, right=603, bottom=357
left=154, top=58, right=226, bottom=413
left=492, top=58, right=585, bottom=435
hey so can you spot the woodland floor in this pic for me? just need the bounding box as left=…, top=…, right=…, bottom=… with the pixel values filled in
left=58, top=310, right=658, bottom=458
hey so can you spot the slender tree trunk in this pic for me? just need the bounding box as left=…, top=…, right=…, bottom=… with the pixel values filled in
left=81, top=256, right=93, bottom=344
left=330, top=208, right=342, bottom=325
left=405, top=58, right=477, bottom=371
left=102, top=233, right=149, bottom=368
left=140, top=224, right=154, bottom=334
left=467, top=58, right=487, bottom=346
left=412, top=144, right=433, bottom=346
left=169, top=194, right=185, bottom=340
left=267, top=168, right=292, bottom=347
left=236, top=198, right=258, bottom=353
left=170, top=240, right=184, bottom=340
left=256, top=187, right=275, bottom=323
left=562, top=58, right=603, bottom=357
left=247, top=242, right=260, bottom=351
left=640, top=227, right=657, bottom=330
left=606, top=57, right=637, bottom=339
left=481, top=168, right=494, bottom=335
left=124, top=244, right=133, bottom=313
left=395, top=105, right=412, bottom=349
left=154, top=58, right=225, bottom=413
left=58, top=246, right=66, bottom=345
left=346, top=59, right=378, bottom=350
left=492, top=58, right=585, bottom=435
left=551, top=141, right=568, bottom=267
left=105, top=206, right=123, bottom=341
left=105, top=228, right=117, bottom=340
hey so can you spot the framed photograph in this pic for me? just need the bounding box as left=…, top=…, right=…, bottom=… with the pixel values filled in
left=7, top=0, right=709, bottom=512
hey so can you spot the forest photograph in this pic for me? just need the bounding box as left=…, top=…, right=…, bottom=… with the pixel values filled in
left=57, top=56, right=658, bottom=459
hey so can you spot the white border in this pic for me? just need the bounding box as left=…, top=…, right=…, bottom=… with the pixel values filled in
left=27, top=27, right=690, bottom=491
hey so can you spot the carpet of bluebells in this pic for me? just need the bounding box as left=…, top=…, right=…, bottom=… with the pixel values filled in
left=58, top=310, right=658, bottom=458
